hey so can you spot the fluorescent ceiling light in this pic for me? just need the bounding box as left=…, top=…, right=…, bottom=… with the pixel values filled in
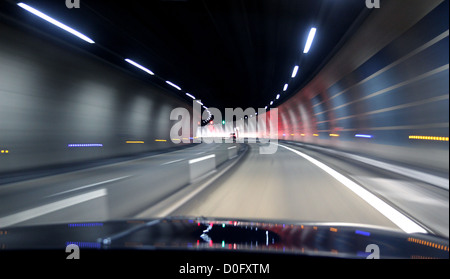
left=270, top=101, right=273, bottom=105
left=283, top=84, right=288, bottom=91
left=291, top=66, right=299, bottom=78
left=125, top=59, right=155, bottom=75
left=276, top=94, right=280, bottom=100
left=166, top=81, right=182, bottom=90
left=265, top=106, right=268, bottom=110
left=303, top=27, right=317, bottom=54
left=17, top=3, right=95, bottom=44
left=196, top=100, right=203, bottom=105
left=186, top=93, right=195, bottom=99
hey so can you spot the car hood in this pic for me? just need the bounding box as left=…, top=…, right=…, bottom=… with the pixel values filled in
left=0, top=216, right=448, bottom=259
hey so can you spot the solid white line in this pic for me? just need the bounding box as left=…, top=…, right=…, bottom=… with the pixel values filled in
left=189, top=154, right=215, bottom=164
left=300, top=144, right=449, bottom=190
left=278, top=144, right=427, bottom=234
left=47, top=176, right=131, bottom=197
left=227, top=146, right=237, bottom=150
left=161, top=159, right=184, bottom=166
left=0, top=188, right=107, bottom=228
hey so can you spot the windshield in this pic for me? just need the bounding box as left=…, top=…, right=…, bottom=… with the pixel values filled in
left=0, top=0, right=448, bottom=263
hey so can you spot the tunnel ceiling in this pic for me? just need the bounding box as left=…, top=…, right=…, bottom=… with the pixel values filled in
left=7, top=0, right=368, bottom=113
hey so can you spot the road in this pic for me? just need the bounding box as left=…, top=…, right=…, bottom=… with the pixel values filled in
left=0, top=143, right=235, bottom=227
left=171, top=143, right=428, bottom=233
left=0, top=141, right=448, bottom=238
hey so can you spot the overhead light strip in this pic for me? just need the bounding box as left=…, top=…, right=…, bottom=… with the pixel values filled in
left=166, top=81, right=182, bottom=91
left=303, top=27, right=317, bottom=54
left=186, top=93, right=196, bottom=99
left=291, top=66, right=299, bottom=78
left=17, top=3, right=95, bottom=44
left=125, top=59, right=155, bottom=75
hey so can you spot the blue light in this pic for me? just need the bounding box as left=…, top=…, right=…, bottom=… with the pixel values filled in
left=355, top=134, right=373, bottom=139
left=66, top=241, right=101, bottom=249
left=68, top=222, right=103, bottom=227
left=356, top=251, right=370, bottom=257
left=68, top=144, right=103, bottom=147
left=355, top=230, right=371, bottom=236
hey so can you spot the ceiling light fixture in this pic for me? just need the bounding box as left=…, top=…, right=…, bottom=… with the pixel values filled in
left=303, top=27, right=317, bottom=54
left=125, top=59, right=155, bottom=75
left=17, top=3, right=95, bottom=44
left=291, top=66, right=299, bottom=78
left=166, top=81, right=182, bottom=90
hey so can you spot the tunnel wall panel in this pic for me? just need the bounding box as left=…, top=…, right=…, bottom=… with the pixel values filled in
left=277, top=0, right=449, bottom=172
left=0, top=21, right=192, bottom=173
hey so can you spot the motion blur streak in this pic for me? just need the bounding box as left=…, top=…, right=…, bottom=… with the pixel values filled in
left=277, top=0, right=448, bottom=174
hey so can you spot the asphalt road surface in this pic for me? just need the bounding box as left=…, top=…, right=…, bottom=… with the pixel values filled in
left=1, top=142, right=448, bottom=238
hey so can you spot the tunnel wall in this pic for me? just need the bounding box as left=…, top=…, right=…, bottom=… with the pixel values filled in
left=277, top=0, right=449, bottom=173
left=0, top=20, right=192, bottom=174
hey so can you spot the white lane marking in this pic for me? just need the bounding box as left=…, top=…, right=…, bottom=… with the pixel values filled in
left=47, top=176, right=131, bottom=198
left=196, top=152, right=206, bottom=155
left=278, top=144, right=427, bottom=234
left=189, top=154, right=215, bottom=164
left=0, top=189, right=107, bottom=228
left=161, top=159, right=185, bottom=166
left=227, top=146, right=237, bottom=150
left=298, top=144, right=449, bottom=190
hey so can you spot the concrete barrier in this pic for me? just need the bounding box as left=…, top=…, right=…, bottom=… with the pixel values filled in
left=227, top=146, right=238, bottom=159
left=189, top=154, right=216, bottom=183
